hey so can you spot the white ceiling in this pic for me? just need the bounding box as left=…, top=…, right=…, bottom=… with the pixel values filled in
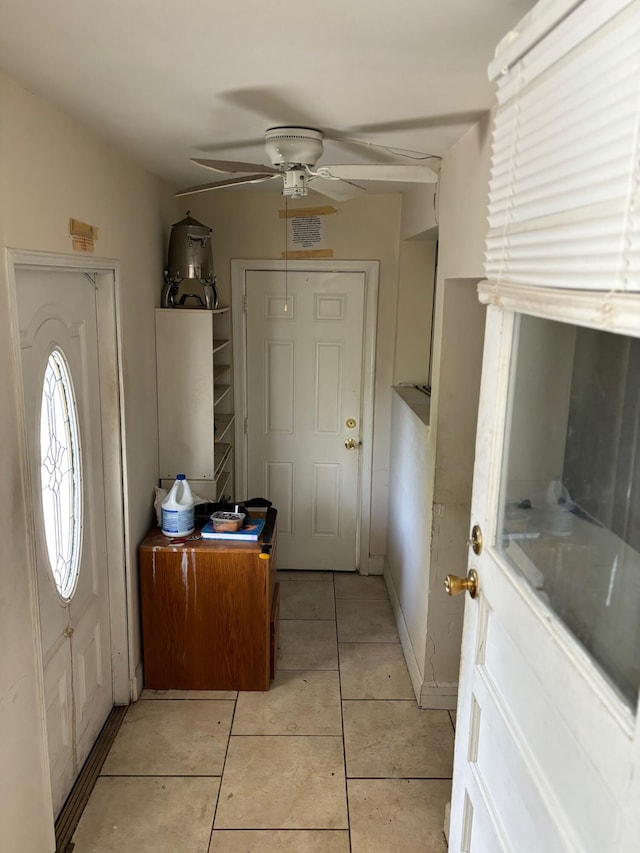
left=0, top=0, right=535, bottom=194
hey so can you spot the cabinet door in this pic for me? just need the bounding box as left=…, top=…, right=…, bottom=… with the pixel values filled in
left=140, top=543, right=271, bottom=691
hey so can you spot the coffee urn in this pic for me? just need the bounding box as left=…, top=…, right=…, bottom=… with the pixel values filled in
left=162, top=212, right=218, bottom=309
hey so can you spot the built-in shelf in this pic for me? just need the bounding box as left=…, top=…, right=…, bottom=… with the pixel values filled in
left=216, top=470, right=232, bottom=499
left=392, top=385, right=431, bottom=427
left=214, top=444, right=232, bottom=480
left=214, top=363, right=231, bottom=381
left=214, top=384, right=231, bottom=406
left=214, top=414, right=235, bottom=444
left=156, top=306, right=235, bottom=500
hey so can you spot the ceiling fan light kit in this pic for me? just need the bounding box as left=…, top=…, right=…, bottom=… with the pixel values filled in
left=177, top=125, right=439, bottom=199
left=281, top=168, right=308, bottom=198
left=264, top=126, right=324, bottom=168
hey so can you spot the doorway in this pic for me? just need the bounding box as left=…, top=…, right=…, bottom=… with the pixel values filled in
left=232, top=260, right=379, bottom=572
left=9, top=251, right=129, bottom=819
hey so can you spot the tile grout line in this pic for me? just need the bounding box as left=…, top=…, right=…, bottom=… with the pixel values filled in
left=206, top=688, right=238, bottom=850
left=334, top=571, right=353, bottom=853
left=98, top=773, right=223, bottom=779
left=97, top=771, right=454, bottom=780
left=448, top=709, right=456, bottom=732
left=71, top=571, right=452, bottom=850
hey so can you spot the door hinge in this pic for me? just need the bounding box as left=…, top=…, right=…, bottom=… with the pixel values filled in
left=243, top=294, right=248, bottom=314
left=244, top=417, right=248, bottom=434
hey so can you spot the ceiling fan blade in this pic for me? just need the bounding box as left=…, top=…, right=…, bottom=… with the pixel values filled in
left=191, top=158, right=277, bottom=175
left=307, top=176, right=366, bottom=202
left=196, top=136, right=265, bottom=154
left=218, top=87, right=321, bottom=129
left=176, top=174, right=279, bottom=197
left=318, top=164, right=439, bottom=183
left=351, top=110, right=486, bottom=135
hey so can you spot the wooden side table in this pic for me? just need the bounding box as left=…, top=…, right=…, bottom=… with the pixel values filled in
left=138, top=518, right=278, bottom=691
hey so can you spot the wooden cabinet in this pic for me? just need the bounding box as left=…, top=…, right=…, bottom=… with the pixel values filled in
left=139, top=524, right=278, bottom=691
left=156, top=307, right=234, bottom=501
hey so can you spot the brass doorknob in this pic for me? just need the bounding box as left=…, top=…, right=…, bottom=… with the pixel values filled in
left=344, top=438, right=360, bottom=450
left=444, top=569, right=479, bottom=599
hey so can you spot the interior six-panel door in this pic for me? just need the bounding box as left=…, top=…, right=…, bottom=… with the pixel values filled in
left=245, top=270, right=365, bottom=571
left=18, top=267, right=113, bottom=817
left=449, top=296, right=640, bottom=852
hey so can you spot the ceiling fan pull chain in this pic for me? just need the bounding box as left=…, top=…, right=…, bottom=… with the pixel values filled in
left=284, top=195, right=289, bottom=313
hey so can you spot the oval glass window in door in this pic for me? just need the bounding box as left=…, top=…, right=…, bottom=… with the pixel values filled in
left=39, top=348, right=83, bottom=601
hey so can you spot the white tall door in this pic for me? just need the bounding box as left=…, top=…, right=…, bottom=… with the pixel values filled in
left=246, top=270, right=365, bottom=571
left=449, top=292, right=640, bottom=852
left=18, top=268, right=113, bottom=817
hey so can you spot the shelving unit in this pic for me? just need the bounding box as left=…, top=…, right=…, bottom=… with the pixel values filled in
left=156, top=307, right=235, bottom=501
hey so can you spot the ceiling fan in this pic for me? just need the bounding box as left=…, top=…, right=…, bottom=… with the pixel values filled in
left=176, top=126, right=439, bottom=201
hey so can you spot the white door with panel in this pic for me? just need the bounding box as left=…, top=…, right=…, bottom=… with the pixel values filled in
left=449, top=287, right=640, bottom=852
left=245, top=270, right=364, bottom=571
left=17, top=268, right=113, bottom=817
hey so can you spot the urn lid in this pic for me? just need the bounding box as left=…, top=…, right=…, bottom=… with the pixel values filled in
left=171, top=211, right=211, bottom=233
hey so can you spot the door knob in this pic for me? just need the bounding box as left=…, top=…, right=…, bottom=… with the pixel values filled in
left=444, top=569, right=479, bottom=599
left=344, top=437, right=360, bottom=450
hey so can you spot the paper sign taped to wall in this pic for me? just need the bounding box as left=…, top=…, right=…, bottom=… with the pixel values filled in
left=278, top=205, right=337, bottom=219
left=290, top=215, right=324, bottom=249
left=278, top=205, right=335, bottom=258
left=281, top=248, right=334, bottom=259
left=69, top=218, right=99, bottom=252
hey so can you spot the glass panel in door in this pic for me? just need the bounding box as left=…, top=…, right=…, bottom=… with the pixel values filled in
left=498, top=314, right=640, bottom=708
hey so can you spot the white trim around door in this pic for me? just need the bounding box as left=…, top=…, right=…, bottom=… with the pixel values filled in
left=231, top=259, right=379, bottom=574
left=6, top=249, right=131, bottom=706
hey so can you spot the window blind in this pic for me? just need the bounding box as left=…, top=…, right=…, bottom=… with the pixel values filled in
left=485, top=0, right=640, bottom=292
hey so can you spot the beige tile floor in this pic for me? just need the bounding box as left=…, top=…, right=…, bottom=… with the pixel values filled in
left=71, top=572, right=454, bottom=853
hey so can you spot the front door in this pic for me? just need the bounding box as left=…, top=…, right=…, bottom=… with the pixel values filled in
left=449, top=288, right=640, bottom=851
left=245, top=269, right=365, bottom=571
left=17, top=267, right=114, bottom=817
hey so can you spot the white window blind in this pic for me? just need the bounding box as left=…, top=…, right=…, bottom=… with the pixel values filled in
left=485, top=0, right=640, bottom=292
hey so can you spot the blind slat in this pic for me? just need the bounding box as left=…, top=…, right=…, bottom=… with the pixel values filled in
left=486, top=0, right=640, bottom=293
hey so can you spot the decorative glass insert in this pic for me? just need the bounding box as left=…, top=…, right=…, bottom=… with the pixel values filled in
left=498, top=314, right=640, bottom=708
left=40, top=349, right=82, bottom=601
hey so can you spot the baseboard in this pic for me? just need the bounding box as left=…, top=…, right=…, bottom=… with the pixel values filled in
left=130, top=660, right=144, bottom=701
left=419, top=681, right=458, bottom=710
left=366, top=555, right=385, bottom=576
left=55, top=706, right=127, bottom=853
left=384, top=561, right=459, bottom=710
left=383, top=562, right=422, bottom=703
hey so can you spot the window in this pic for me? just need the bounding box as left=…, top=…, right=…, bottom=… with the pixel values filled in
left=40, top=349, right=82, bottom=601
left=499, top=314, right=640, bottom=706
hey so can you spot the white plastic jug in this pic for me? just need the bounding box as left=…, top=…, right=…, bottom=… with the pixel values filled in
left=161, top=474, right=195, bottom=537
left=542, top=480, right=574, bottom=536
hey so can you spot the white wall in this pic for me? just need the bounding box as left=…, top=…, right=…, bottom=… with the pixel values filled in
left=0, top=71, right=169, bottom=850
left=506, top=316, right=576, bottom=497
left=386, top=392, right=432, bottom=690
left=174, top=191, right=403, bottom=558
left=400, top=184, right=438, bottom=241
left=383, top=115, right=493, bottom=707
left=425, top=114, right=493, bottom=693
left=425, top=278, right=486, bottom=703
left=394, top=240, right=437, bottom=385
